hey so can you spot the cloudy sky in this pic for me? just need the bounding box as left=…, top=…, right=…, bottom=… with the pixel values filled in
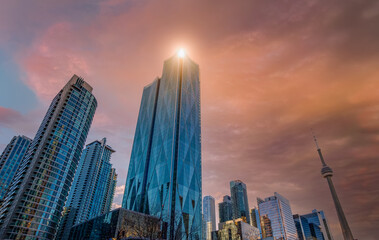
left=1, top=0, right=378, bottom=239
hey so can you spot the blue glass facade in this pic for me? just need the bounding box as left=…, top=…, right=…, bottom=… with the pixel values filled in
left=203, top=196, right=216, bottom=240
left=57, top=138, right=116, bottom=240
left=257, top=192, right=298, bottom=240
left=104, top=168, right=117, bottom=213
left=294, top=209, right=333, bottom=240
left=0, top=135, right=31, bottom=202
left=123, top=54, right=202, bottom=239
left=294, top=214, right=311, bottom=240
left=218, top=195, right=233, bottom=224
left=250, top=207, right=262, bottom=238
left=230, top=180, right=250, bottom=224
left=0, top=75, right=97, bottom=240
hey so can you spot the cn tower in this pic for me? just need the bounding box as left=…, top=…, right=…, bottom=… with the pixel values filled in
left=313, top=135, right=354, bottom=240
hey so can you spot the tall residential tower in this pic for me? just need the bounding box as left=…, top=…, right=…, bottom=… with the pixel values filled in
left=57, top=138, right=117, bottom=240
left=313, top=136, right=354, bottom=240
left=122, top=51, right=202, bottom=239
left=0, top=75, right=97, bottom=240
left=0, top=135, right=31, bottom=202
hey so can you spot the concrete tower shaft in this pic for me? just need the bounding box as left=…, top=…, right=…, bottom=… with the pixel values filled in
left=313, top=134, right=354, bottom=240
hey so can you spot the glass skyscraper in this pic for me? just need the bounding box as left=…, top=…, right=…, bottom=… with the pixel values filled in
left=0, top=135, right=31, bottom=202
left=250, top=208, right=259, bottom=228
left=203, top=196, right=216, bottom=240
left=218, top=195, right=233, bottom=224
left=122, top=52, right=202, bottom=239
left=104, top=168, right=118, bottom=213
left=257, top=192, right=298, bottom=240
left=57, top=138, right=117, bottom=240
left=294, top=214, right=311, bottom=240
left=293, top=209, right=333, bottom=240
left=230, top=180, right=250, bottom=224
left=0, top=75, right=97, bottom=240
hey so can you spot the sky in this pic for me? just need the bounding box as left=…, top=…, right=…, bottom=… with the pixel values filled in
left=0, top=0, right=378, bottom=239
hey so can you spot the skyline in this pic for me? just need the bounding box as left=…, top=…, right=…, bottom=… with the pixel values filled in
left=0, top=1, right=378, bottom=239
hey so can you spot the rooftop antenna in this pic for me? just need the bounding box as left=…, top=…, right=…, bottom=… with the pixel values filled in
left=312, top=130, right=326, bottom=166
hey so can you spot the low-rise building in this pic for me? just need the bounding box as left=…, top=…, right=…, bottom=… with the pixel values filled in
left=212, top=217, right=259, bottom=240
left=69, top=208, right=167, bottom=240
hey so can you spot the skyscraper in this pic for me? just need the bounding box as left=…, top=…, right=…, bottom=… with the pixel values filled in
left=294, top=209, right=333, bottom=240
left=293, top=214, right=312, bottom=240
left=313, top=135, right=354, bottom=240
left=230, top=180, right=250, bottom=224
left=0, top=75, right=97, bottom=240
left=203, top=196, right=216, bottom=240
left=257, top=192, right=298, bottom=240
left=122, top=51, right=202, bottom=239
left=250, top=208, right=259, bottom=228
left=218, top=195, right=233, bottom=224
left=260, top=214, right=273, bottom=239
left=303, top=210, right=333, bottom=240
left=57, top=138, right=117, bottom=240
left=0, top=135, right=31, bottom=202
left=250, top=207, right=261, bottom=237
left=104, top=168, right=118, bottom=213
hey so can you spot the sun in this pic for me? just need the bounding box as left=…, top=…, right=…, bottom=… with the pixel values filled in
left=177, top=48, right=186, bottom=58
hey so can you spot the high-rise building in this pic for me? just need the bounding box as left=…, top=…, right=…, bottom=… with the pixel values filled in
left=260, top=214, right=273, bottom=239
left=122, top=51, right=202, bottom=239
left=293, top=214, right=311, bottom=240
left=0, top=75, right=97, bottom=240
left=218, top=195, right=233, bottom=225
left=0, top=135, right=31, bottom=202
left=57, top=138, right=117, bottom=240
left=203, top=196, right=216, bottom=240
left=230, top=180, right=250, bottom=224
left=257, top=192, right=298, bottom=240
left=294, top=209, right=333, bottom=240
left=313, top=135, right=354, bottom=240
left=104, top=168, right=118, bottom=212
left=250, top=208, right=259, bottom=228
